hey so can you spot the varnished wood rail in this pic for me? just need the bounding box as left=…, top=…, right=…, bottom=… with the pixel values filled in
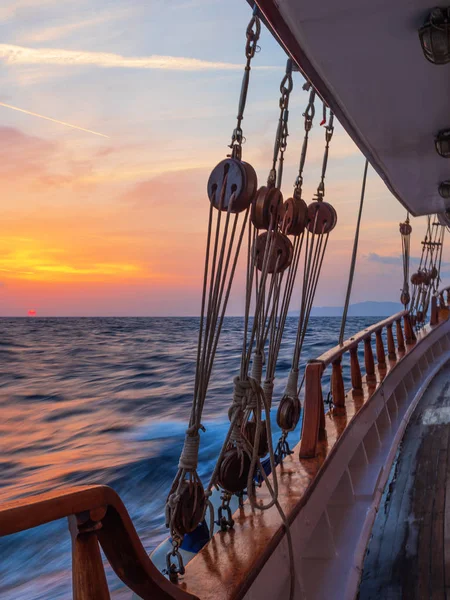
left=299, top=310, right=422, bottom=458
left=438, top=285, right=450, bottom=320
left=0, top=485, right=198, bottom=600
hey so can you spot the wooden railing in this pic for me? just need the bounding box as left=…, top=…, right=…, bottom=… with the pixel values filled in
left=438, top=286, right=450, bottom=321
left=0, top=485, right=197, bottom=600
left=299, top=310, right=419, bottom=458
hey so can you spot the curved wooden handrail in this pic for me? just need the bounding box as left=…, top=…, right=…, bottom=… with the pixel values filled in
left=299, top=307, right=432, bottom=458
left=316, top=310, right=407, bottom=368
left=0, top=485, right=198, bottom=600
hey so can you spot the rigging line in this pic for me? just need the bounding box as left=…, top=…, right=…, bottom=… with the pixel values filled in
left=200, top=206, right=236, bottom=379
left=244, top=225, right=278, bottom=371
left=192, top=198, right=215, bottom=424
left=241, top=224, right=254, bottom=380
left=298, top=231, right=330, bottom=354
left=195, top=197, right=229, bottom=416
left=338, top=158, right=369, bottom=346
left=196, top=184, right=226, bottom=392
left=273, top=233, right=305, bottom=365
left=199, top=211, right=240, bottom=411
left=203, top=208, right=250, bottom=398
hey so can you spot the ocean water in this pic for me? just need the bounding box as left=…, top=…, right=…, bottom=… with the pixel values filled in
left=0, top=316, right=379, bottom=599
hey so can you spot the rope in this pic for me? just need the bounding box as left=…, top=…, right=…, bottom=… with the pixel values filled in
left=400, top=212, right=411, bottom=308
left=410, top=215, right=446, bottom=327
left=278, top=105, right=335, bottom=453
left=339, top=159, right=368, bottom=345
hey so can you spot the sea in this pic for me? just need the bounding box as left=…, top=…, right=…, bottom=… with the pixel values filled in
left=0, top=316, right=379, bottom=599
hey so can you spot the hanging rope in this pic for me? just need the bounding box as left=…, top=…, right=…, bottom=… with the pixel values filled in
left=165, top=10, right=261, bottom=581
left=208, top=57, right=297, bottom=507
left=410, top=216, right=445, bottom=327
left=338, top=159, right=368, bottom=346
left=399, top=213, right=412, bottom=308
left=276, top=104, right=337, bottom=459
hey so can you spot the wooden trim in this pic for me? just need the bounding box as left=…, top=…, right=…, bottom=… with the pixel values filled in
left=316, top=311, right=407, bottom=368
left=183, top=314, right=450, bottom=600
left=300, top=361, right=325, bottom=458
left=0, top=486, right=198, bottom=600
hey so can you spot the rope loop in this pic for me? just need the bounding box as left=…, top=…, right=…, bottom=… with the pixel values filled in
left=286, top=368, right=299, bottom=396
left=178, top=431, right=201, bottom=471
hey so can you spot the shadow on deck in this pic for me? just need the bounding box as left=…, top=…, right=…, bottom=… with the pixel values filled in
left=359, top=360, right=450, bottom=599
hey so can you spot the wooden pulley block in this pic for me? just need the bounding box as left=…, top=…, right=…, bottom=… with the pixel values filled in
left=242, top=420, right=269, bottom=458
left=254, top=231, right=293, bottom=273
left=417, top=310, right=424, bottom=322
left=207, top=158, right=257, bottom=213
left=399, top=222, right=412, bottom=236
left=251, top=186, right=283, bottom=230
left=167, top=479, right=206, bottom=535
left=276, top=395, right=301, bottom=432
left=400, top=291, right=410, bottom=306
left=430, top=266, right=438, bottom=280
left=307, top=201, right=337, bottom=234
left=411, top=271, right=426, bottom=285
left=217, top=447, right=251, bottom=494
left=281, top=197, right=308, bottom=236
left=423, top=271, right=432, bottom=285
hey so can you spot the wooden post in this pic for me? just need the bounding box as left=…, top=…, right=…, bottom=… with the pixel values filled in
left=396, top=318, right=405, bottom=352
left=403, top=313, right=416, bottom=344
left=364, top=337, right=376, bottom=382
left=69, top=508, right=110, bottom=600
left=349, top=345, right=363, bottom=394
left=375, top=329, right=386, bottom=368
left=331, top=357, right=346, bottom=412
left=386, top=323, right=396, bottom=360
left=430, top=295, right=438, bottom=325
left=300, top=361, right=324, bottom=459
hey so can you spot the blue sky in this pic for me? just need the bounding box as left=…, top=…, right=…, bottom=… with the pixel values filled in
left=0, top=0, right=439, bottom=315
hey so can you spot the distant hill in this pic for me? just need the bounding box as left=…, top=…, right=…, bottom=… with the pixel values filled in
left=291, top=301, right=403, bottom=317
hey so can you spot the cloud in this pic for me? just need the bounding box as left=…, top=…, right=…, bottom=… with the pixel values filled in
left=22, top=11, right=129, bottom=43
left=366, top=252, right=450, bottom=267
left=0, top=102, right=109, bottom=137
left=0, top=0, right=60, bottom=22
left=0, top=126, right=99, bottom=188
left=0, top=44, right=275, bottom=72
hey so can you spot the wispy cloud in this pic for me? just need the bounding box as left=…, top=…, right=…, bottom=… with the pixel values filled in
left=22, top=11, right=130, bottom=43
left=0, top=102, right=109, bottom=138
left=0, top=44, right=273, bottom=72
left=0, top=0, right=60, bottom=22
left=366, top=252, right=450, bottom=267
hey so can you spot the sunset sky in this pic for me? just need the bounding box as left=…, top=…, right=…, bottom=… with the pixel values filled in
left=0, top=0, right=445, bottom=316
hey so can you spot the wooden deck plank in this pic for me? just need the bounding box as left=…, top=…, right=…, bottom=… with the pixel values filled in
left=359, top=364, right=450, bottom=600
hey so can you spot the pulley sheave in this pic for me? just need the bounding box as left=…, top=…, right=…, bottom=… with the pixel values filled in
left=207, top=158, right=257, bottom=213
left=281, top=196, right=308, bottom=236
left=254, top=231, right=293, bottom=273
left=251, top=185, right=283, bottom=230
left=307, top=201, right=337, bottom=234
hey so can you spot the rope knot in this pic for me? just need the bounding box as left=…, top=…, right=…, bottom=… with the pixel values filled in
left=178, top=431, right=201, bottom=471
left=251, top=350, right=264, bottom=383
left=263, top=378, right=274, bottom=408
left=286, top=368, right=299, bottom=397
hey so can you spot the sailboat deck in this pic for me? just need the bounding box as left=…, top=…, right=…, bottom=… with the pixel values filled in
left=359, top=360, right=450, bottom=599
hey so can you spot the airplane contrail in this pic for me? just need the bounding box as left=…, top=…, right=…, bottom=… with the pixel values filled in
left=0, top=101, right=109, bottom=138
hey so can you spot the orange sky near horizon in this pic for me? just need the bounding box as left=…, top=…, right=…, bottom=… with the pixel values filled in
left=0, top=0, right=444, bottom=316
